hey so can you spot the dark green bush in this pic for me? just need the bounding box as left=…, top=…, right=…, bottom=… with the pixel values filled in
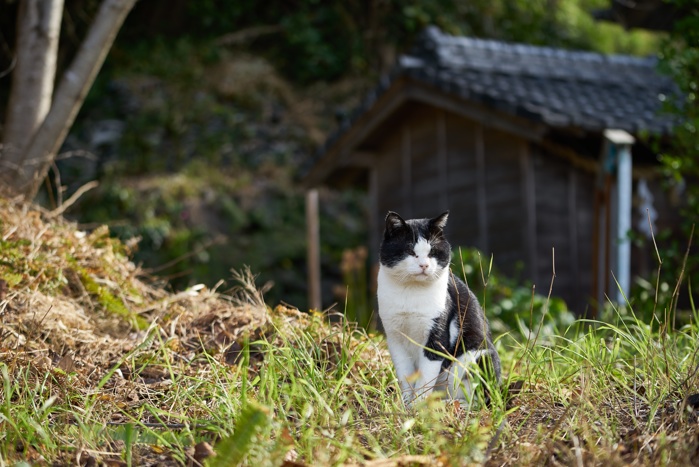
left=452, top=247, right=575, bottom=340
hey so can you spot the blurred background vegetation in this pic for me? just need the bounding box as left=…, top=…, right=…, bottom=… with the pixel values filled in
left=2, top=0, right=694, bottom=332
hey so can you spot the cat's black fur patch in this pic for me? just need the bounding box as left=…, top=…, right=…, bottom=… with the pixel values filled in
left=424, top=274, right=501, bottom=380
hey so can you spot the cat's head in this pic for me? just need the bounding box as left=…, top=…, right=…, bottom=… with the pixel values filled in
left=379, top=211, right=451, bottom=283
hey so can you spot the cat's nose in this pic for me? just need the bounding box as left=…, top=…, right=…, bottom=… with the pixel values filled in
left=419, top=263, right=429, bottom=271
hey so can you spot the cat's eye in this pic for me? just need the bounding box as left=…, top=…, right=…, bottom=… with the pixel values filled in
left=408, top=248, right=416, bottom=257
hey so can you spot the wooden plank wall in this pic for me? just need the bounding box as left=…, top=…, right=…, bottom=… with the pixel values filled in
left=409, top=108, right=444, bottom=217
left=373, top=104, right=528, bottom=277
left=445, top=112, right=480, bottom=249
left=531, top=146, right=595, bottom=313
left=374, top=127, right=404, bottom=231
left=370, top=103, right=598, bottom=312
left=482, top=126, right=526, bottom=277
left=574, top=168, right=596, bottom=312
left=367, top=103, right=683, bottom=314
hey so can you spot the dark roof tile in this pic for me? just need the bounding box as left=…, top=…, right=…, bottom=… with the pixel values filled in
left=410, top=27, right=677, bottom=129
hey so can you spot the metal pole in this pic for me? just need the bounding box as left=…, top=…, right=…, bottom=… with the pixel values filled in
left=616, top=143, right=633, bottom=303
left=603, top=129, right=635, bottom=305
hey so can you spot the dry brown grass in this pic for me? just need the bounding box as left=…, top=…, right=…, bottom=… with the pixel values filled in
left=0, top=196, right=272, bottom=464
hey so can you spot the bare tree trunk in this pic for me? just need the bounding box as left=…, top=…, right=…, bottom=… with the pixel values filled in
left=2, top=0, right=64, bottom=179
left=1, top=0, right=136, bottom=199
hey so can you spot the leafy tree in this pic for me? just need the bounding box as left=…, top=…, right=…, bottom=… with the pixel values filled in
left=656, top=0, right=699, bottom=311
left=158, top=0, right=659, bottom=83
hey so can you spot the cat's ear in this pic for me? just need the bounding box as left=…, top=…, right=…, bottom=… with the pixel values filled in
left=429, top=211, right=449, bottom=231
left=385, top=211, right=406, bottom=236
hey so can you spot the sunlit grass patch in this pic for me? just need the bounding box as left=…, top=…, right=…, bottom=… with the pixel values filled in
left=1, top=197, right=698, bottom=465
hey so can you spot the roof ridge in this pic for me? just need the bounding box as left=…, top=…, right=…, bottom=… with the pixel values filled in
left=420, top=25, right=657, bottom=67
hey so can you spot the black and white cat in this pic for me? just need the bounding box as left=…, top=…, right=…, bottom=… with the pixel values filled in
left=377, top=211, right=501, bottom=406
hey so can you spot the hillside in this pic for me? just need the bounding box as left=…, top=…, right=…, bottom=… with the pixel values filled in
left=53, top=46, right=371, bottom=311
left=0, top=196, right=269, bottom=464
left=2, top=197, right=699, bottom=466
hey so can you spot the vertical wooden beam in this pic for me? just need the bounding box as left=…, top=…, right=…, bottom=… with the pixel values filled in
left=368, top=167, right=380, bottom=263
left=306, top=189, right=321, bottom=311
left=368, top=166, right=380, bottom=329
left=568, top=167, right=580, bottom=305
left=520, top=142, right=537, bottom=284
left=592, top=140, right=610, bottom=317
left=475, top=123, right=488, bottom=253
left=603, top=176, right=613, bottom=303
left=437, top=110, right=449, bottom=212
left=402, top=124, right=412, bottom=217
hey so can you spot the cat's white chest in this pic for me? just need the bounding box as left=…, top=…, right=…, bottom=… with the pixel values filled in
left=377, top=266, right=448, bottom=345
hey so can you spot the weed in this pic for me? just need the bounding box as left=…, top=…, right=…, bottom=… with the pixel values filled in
left=77, top=267, right=148, bottom=331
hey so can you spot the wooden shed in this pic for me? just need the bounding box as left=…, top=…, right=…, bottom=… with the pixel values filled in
left=304, top=27, right=680, bottom=315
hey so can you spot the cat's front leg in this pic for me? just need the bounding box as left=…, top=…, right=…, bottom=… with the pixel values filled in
left=413, top=357, right=444, bottom=403
left=385, top=336, right=417, bottom=403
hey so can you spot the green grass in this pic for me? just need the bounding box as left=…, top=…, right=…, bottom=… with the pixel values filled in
left=77, top=267, right=149, bottom=331
left=2, top=293, right=698, bottom=465
left=0, top=209, right=696, bottom=466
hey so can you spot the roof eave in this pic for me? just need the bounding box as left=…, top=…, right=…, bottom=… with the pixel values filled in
left=304, top=76, right=551, bottom=188
left=303, top=77, right=412, bottom=188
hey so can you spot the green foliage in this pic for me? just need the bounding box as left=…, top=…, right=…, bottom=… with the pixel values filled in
left=0, top=235, right=68, bottom=294
left=207, top=402, right=270, bottom=466
left=452, top=247, right=575, bottom=340
left=173, top=0, right=661, bottom=83
left=76, top=169, right=366, bottom=310
left=476, top=0, right=660, bottom=53
left=339, top=246, right=371, bottom=327
left=659, top=5, right=699, bottom=179
left=77, top=267, right=149, bottom=331
left=655, top=0, right=699, bottom=316
left=0, top=364, right=60, bottom=460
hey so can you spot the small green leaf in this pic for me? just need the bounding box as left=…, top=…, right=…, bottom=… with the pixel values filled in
left=207, top=402, right=270, bottom=466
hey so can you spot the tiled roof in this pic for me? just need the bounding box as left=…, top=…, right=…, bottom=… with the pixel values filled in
left=408, top=27, right=676, bottom=132
left=320, top=27, right=677, bottom=156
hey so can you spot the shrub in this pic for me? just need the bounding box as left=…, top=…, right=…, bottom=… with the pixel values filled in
left=451, top=247, right=576, bottom=341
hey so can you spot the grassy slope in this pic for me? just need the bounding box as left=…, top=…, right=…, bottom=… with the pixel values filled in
left=1, top=199, right=698, bottom=466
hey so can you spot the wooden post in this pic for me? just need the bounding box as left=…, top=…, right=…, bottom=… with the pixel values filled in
left=591, top=140, right=611, bottom=318
left=614, top=137, right=634, bottom=303
left=603, top=175, right=613, bottom=304
left=475, top=123, right=488, bottom=253
left=520, top=142, right=537, bottom=285
left=306, top=189, right=322, bottom=311
left=401, top=124, right=412, bottom=217
left=568, top=168, right=580, bottom=305
left=437, top=110, right=449, bottom=212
